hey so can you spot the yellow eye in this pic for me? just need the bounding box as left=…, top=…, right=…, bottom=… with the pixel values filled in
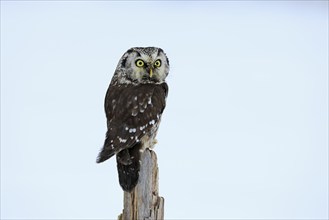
left=154, top=59, right=161, bottom=68
left=135, top=59, right=144, bottom=67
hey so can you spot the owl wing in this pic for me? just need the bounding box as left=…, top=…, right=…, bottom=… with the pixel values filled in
left=96, top=82, right=168, bottom=163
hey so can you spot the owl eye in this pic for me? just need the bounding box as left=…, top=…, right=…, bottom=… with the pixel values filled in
left=154, top=59, right=161, bottom=68
left=135, top=59, right=145, bottom=67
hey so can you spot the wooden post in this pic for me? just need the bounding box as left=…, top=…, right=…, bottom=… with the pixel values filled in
left=118, top=149, right=164, bottom=220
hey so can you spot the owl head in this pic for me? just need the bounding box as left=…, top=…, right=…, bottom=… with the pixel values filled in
left=112, top=47, right=169, bottom=85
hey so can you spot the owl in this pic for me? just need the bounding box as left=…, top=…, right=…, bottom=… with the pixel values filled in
left=96, top=47, right=169, bottom=192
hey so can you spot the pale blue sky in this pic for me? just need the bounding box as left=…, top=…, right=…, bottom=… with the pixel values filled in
left=1, top=1, right=328, bottom=219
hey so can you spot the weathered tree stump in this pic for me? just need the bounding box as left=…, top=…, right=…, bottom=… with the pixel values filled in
left=118, top=149, right=164, bottom=220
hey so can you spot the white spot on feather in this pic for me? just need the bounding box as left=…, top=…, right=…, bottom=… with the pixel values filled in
left=149, top=120, right=155, bottom=125
left=129, top=128, right=136, bottom=133
left=117, top=136, right=127, bottom=143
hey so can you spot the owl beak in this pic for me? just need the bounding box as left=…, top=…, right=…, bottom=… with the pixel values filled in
left=149, top=68, right=153, bottom=78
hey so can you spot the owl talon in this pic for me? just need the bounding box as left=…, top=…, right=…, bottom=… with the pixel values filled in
left=150, top=139, right=157, bottom=149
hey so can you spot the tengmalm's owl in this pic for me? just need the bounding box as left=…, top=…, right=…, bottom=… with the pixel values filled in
left=96, top=47, right=169, bottom=191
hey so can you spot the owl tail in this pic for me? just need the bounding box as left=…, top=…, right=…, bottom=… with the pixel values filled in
left=116, top=143, right=142, bottom=192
